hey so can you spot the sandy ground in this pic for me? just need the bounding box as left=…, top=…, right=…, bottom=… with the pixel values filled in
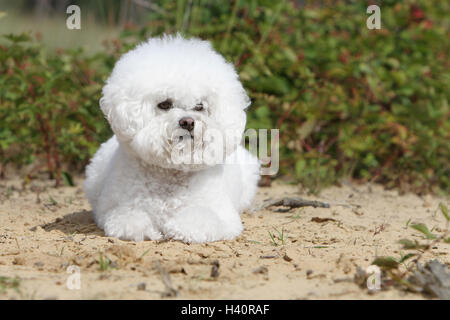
left=0, top=176, right=448, bottom=300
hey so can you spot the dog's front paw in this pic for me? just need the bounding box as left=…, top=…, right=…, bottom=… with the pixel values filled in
left=163, top=206, right=242, bottom=243
left=103, top=214, right=162, bottom=242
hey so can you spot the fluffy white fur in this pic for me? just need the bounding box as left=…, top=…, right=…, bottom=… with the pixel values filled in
left=84, top=35, right=260, bottom=243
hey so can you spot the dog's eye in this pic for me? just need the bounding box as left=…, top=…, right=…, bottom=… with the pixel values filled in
left=194, top=103, right=204, bottom=111
left=157, top=99, right=173, bottom=110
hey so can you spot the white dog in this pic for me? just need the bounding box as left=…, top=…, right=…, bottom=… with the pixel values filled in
left=83, top=35, right=260, bottom=243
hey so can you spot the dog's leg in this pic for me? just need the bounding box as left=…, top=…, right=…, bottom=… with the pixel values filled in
left=101, top=207, right=163, bottom=242
left=162, top=205, right=243, bottom=243
left=84, top=136, right=119, bottom=212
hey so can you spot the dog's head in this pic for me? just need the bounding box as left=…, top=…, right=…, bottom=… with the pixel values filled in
left=100, top=35, right=250, bottom=171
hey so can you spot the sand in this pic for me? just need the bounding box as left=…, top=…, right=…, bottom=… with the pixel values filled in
left=0, top=176, right=448, bottom=300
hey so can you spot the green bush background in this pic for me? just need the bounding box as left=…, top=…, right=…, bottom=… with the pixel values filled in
left=0, top=0, right=449, bottom=193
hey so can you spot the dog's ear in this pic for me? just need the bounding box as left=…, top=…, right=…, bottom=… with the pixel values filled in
left=99, top=84, right=145, bottom=142
left=214, top=74, right=251, bottom=156
left=212, top=57, right=250, bottom=119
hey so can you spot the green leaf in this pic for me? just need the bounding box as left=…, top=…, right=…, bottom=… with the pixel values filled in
left=62, top=171, right=74, bottom=187
left=398, top=239, right=427, bottom=250
left=250, top=76, right=291, bottom=95
left=410, top=223, right=437, bottom=240
left=372, top=257, right=399, bottom=269
left=3, top=33, right=31, bottom=43
left=399, top=253, right=416, bottom=263
left=439, top=203, right=449, bottom=221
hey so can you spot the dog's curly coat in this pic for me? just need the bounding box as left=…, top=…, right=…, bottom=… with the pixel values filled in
left=84, top=35, right=260, bottom=243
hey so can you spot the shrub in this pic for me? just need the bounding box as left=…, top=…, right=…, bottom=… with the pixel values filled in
left=0, top=33, right=111, bottom=184
left=0, top=1, right=448, bottom=193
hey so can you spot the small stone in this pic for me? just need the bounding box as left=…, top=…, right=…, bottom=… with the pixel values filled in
left=252, top=266, right=268, bottom=275
left=210, top=260, right=220, bottom=278
left=13, top=257, right=25, bottom=265
left=423, top=195, right=432, bottom=208
left=137, top=283, right=146, bottom=291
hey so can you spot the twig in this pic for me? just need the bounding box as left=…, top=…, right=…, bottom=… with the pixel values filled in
left=14, top=238, right=21, bottom=252
left=46, top=117, right=61, bottom=187
left=154, top=260, right=178, bottom=297
left=264, top=197, right=330, bottom=210
left=35, top=113, right=53, bottom=179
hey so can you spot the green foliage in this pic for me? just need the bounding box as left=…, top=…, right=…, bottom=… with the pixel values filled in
left=0, top=276, right=20, bottom=294
left=369, top=204, right=449, bottom=295
left=372, top=256, right=400, bottom=269
left=268, top=227, right=286, bottom=246
left=98, top=253, right=114, bottom=271
left=1, top=1, right=449, bottom=192
left=439, top=202, right=449, bottom=221
left=410, top=223, right=438, bottom=239
left=0, top=33, right=112, bottom=184
left=398, top=239, right=427, bottom=250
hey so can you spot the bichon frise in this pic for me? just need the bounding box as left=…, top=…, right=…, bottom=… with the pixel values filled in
left=84, top=35, right=260, bottom=243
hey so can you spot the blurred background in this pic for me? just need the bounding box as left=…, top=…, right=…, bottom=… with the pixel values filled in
left=0, top=0, right=448, bottom=194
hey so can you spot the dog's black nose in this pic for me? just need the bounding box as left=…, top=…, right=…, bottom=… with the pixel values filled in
left=179, top=117, right=195, bottom=131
